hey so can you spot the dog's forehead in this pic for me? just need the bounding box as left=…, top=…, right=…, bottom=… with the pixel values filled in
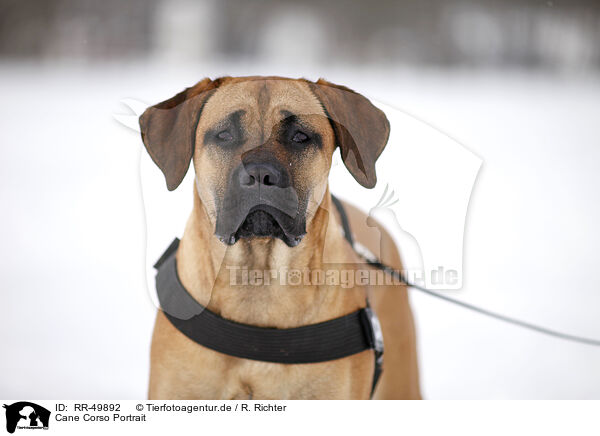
left=198, top=79, right=325, bottom=127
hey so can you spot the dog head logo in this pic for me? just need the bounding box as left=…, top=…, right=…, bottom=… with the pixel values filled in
left=3, top=402, right=50, bottom=434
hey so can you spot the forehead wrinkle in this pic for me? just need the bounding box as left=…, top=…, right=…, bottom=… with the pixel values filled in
left=256, top=81, right=271, bottom=143
left=198, top=81, right=256, bottom=127
left=267, top=81, right=325, bottom=116
left=260, top=84, right=326, bottom=139
left=196, top=79, right=328, bottom=147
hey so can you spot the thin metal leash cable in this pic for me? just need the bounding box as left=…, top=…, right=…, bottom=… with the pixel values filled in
left=353, top=246, right=600, bottom=347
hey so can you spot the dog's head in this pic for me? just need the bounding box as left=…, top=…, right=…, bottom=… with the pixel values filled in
left=139, top=76, right=389, bottom=247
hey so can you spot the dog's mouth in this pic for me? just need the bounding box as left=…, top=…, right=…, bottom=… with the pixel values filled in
left=218, top=205, right=305, bottom=247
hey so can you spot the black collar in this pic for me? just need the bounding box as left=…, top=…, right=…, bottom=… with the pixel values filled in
left=153, top=196, right=384, bottom=396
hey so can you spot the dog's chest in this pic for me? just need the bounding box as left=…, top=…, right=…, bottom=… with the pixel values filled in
left=198, top=350, right=373, bottom=400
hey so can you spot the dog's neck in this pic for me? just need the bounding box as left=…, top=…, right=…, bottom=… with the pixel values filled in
left=175, top=186, right=366, bottom=328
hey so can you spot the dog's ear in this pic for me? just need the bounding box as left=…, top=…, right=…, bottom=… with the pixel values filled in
left=308, top=79, right=390, bottom=189
left=139, top=78, right=219, bottom=191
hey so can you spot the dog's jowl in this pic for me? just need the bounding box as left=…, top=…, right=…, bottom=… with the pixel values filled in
left=140, top=76, right=421, bottom=400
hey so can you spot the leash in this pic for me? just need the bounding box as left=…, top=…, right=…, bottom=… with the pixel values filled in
left=346, top=231, right=600, bottom=347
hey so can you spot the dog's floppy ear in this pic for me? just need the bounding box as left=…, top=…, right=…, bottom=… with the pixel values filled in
left=309, top=79, right=390, bottom=189
left=139, top=78, right=218, bottom=191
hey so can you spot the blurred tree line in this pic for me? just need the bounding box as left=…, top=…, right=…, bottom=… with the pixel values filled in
left=0, top=0, right=598, bottom=71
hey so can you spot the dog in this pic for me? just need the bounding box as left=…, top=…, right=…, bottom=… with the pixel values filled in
left=140, top=76, right=421, bottom=399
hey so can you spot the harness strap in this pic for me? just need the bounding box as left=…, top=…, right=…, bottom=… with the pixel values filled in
left=331, top=194, right=354, bottom=247
left=330, top=195, right=384, bottom=397
left=153, top=194, right=384, bottom=397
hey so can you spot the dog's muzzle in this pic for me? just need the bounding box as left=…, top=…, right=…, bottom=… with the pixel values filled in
left=215, top=158, right=307, bottom=247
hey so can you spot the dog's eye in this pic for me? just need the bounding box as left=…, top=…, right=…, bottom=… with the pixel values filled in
left=291, top=131, right=309, bottom=143
left=216, top=130, right=233, bottom=141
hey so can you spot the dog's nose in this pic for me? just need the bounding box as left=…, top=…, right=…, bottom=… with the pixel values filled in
left=240, top=162, right=285, bottom=188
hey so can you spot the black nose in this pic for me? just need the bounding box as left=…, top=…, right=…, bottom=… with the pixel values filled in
left=240, top=162, right=285, bottom=188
